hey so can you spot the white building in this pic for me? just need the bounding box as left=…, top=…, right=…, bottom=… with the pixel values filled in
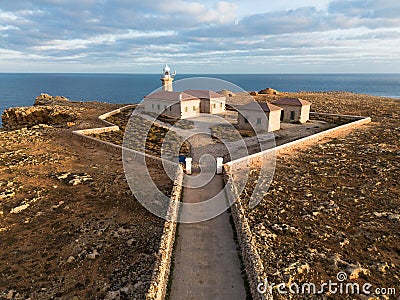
left=272, top=97, right=311, bottom=124
left=237, top=102, right=282, bottom=132
left=142, top=65, right=226, bottom=119
left=143, top=91, right=201, bottom=119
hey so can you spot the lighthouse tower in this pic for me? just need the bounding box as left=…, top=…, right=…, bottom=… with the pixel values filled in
left=161, top=64, right=175, bottom=92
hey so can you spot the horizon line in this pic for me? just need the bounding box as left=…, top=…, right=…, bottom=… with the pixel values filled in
left=0, top=72, right=399, bottom=75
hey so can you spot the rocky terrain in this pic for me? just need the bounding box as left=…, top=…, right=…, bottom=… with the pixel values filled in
left=1, top=106, right=78, bottom=130
left=240, top=92, right=399, bottom=299
left=0, top=99, right=173, bottom=299
left=1, top=91, right=398, bottom=299
left=1, top=94, right=120, bottom=131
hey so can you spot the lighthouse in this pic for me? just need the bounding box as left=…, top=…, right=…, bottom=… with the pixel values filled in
left=161, top=64, right=175, bottom=92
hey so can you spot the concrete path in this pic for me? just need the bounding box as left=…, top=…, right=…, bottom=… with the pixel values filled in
left=169, top=173, right=246, bottom=300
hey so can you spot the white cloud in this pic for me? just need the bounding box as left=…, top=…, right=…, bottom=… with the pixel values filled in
left=154, top=0, right=238, bottom=24
left=0, top=10, right=19, bottom=21
left=33, top=30, right=176, bottom=51
left=0, top=1, right=399, bottom=72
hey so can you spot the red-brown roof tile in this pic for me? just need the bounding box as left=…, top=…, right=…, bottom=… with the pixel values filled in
left=144, top=91, right=199, bottom=102
left=272, top=97, right=311, bottom=106
left=184, top=90, right=224, bottom=99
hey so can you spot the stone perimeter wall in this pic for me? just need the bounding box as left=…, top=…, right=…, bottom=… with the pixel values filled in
left=223, top=113, right=371, bottom=300
left=71, top=105, right=183, bottom=300
left=71, top=105, right=165, bottom=162
left=225, top=114, right=371, bottom=171
left=146, top=166, right=183, bottom=300
left=224, top=176, right=272, bottom=300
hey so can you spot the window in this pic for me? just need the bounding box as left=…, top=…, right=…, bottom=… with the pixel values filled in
left=152, top=103, right=154, bottom=109
left=193, top=106, right=196, bottom=111
left=157, top=104, right=160, bottom=110
left=280, top=110, right=284, bottom=121
left=169, top=106, right=172, bottom=111
left=213, top=103, right=216, bottom=109
left=220, top=103, right=223, bottom=107
left=290, top=111, right=295, bottom=120
left=185, top=107, right=188, bottom=113
left=257, top=118, right=261, bottom=125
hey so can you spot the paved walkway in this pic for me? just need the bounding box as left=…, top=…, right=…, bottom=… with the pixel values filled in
left=169, top=173, right=246, bottom=300
left=139, top=110, right=247, bottom=298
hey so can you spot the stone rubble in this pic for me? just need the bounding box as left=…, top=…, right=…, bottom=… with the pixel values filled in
left=55, top=172, right=93, bottom=186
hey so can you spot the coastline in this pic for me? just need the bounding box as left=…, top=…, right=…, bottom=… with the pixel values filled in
left=1, top=73, right=399, bottom=118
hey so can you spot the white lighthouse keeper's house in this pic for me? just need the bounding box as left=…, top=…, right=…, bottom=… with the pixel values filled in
left=142, top=64, right=226, bottom=119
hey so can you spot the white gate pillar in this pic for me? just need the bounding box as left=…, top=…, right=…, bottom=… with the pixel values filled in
left=216, top=157, right=223, bottom=174
left=185, top=157, right=192, bottom=175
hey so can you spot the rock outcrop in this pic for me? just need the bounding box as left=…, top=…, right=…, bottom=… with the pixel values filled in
left=218, top=90, right=236, bottom=97
left=259, top=87, right=279, bottom=95
left=34, top=93, right=70, bottom=106
left=2, top=105, right=77, bottom=130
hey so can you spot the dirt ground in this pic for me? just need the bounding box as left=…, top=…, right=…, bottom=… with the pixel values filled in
left=0, top=102, right=172, bottom=300
left=240, top=92, right=400, bottom=299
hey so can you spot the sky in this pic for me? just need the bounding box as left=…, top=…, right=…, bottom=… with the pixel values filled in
left=0, top=0, right=400, bottom=73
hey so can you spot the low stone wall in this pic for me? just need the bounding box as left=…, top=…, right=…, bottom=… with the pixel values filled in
left=224, top=173, right=272, bottom=300
left=71, top=130, right=122, bottom=155
left=146, top=166, right=183, bottom=300
left=74, top=125, right=120, bottom=135
left=98, top=104, right=137, bottom=126
left=225, top=114, right=371, bottom=171
left=71, top=105, right=122, bottom=154
left=71, top=105, right=125, bottom=154
left=71, top=105, right=169, bottom=164
left=223, top=113, right=372, bottom=300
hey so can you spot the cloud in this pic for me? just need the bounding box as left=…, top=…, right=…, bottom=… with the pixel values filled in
left=0, top=0, right=399, bottom=72
left=328, top=0, right=400, bottom=19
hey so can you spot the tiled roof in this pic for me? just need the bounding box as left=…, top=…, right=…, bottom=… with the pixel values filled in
left=144, top=91, right=199, bottom=102
left=184, top=90, right=225, bottom=99
left=239, top=102, right=282, bottom=112
left=272, top=97, right=311, bottom=106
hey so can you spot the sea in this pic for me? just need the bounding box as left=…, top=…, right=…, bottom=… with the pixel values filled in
left=0, top=73, right=399, bottom=120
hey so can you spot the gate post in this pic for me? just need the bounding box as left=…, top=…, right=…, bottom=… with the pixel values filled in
left=185, top=157, right=192, bottom=175
left=216, top=157, right=223, bottom=174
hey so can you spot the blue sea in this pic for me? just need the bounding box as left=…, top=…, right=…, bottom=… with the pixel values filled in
left=0, top=73, right=399, bottom=120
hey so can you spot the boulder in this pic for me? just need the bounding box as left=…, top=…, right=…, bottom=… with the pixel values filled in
left=2, top=105, right=77, bottom=130
left=259, top=88, right=279, bottom=95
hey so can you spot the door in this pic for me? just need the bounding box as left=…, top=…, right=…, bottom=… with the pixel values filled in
left=200, top=99, right=210, bottom=113
left=290, top=111, right=295, bottom=121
